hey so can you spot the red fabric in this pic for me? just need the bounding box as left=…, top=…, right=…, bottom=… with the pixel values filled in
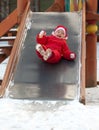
left=36, top=34, right=76, bottom=63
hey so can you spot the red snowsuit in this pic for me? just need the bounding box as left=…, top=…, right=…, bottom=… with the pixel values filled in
left=36, top=34, right=75, bottom=63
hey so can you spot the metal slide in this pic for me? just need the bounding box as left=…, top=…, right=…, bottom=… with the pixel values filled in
left=8, top=12, right=82, bottom=101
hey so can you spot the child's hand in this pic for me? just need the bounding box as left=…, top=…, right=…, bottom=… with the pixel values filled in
left=39, top=30, right=46, bottom=38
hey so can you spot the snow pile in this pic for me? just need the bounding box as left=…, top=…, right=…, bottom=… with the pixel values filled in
left=0, top=99, right=99, bottom=130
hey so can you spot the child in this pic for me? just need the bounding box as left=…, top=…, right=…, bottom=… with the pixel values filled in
left=35, top=25, right=76, bottom=63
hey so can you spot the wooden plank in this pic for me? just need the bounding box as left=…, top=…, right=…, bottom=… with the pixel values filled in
left=0, top=46, right=12, bottom=49
left=0, top=52, right=5, bottom=55
left=0, top=81, right=2, bottom=85
left=80, top=1, right=86, bottom=104
left=86, top=12, right=99, bottom=21
left=0, top=1, right=30, bottom=97
left=78, top=0, right=83, bottom=10
left=0, top=36, right=16, bottom=41
left=0, top=42, right=12, bottom=48
left=0, top=9, right=18, bottom=37
left=0, top=41, right=8, bottom=44
left=65, top=0, right=83, bottom=12
left=65, top=0, right=70, bottom=11
left=2, top=48, right=12, bottom=56
left=0, top=54, right=7, bottom=63
left=9, top=28, right=18, bottom=32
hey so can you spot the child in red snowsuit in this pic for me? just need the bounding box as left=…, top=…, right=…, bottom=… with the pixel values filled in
left=36, top=25, right=76, bottom=63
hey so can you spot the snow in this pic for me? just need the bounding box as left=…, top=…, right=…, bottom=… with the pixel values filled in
left=0, top=57, right=9, bottom=79
left=0, top=98, right=99, bottom=130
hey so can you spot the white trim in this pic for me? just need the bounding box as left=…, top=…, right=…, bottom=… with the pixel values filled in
left=55, top=27, right=66, bottom=34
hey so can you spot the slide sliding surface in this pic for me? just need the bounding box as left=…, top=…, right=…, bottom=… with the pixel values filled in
left=8, top=12, right=82, bottom=101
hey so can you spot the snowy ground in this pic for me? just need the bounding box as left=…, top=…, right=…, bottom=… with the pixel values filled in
left=0, top=97, right=99, bottom=130
left=86, top=85, right=99, bottom=105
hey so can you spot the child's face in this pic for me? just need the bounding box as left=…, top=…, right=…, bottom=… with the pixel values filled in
left=54, top=29, right=65, bottom=39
